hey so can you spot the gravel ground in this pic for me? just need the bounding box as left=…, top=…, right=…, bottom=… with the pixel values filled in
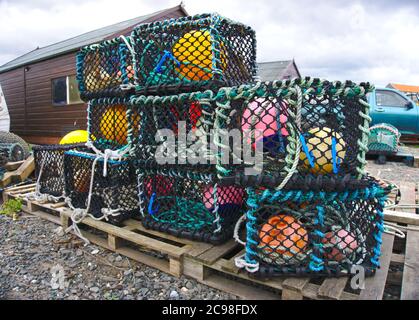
left=1, top=147, right=417, bottom=300
left=367, top=145, right=419, bottom=183
left=0, top=214, right=236, bottom=300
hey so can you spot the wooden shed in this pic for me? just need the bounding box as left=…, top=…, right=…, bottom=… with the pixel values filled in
left=0, top=5, right=300, bottom=145
left=0, top=5, right=188, bottom=145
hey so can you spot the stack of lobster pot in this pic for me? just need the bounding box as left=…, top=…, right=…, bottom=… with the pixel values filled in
left=125, top=13, right=257, bottom=244
left=65, top=38, right=140, bottom=226
left=213, top=79, right=392, bottom=277
left=73, top=11, right=392, bottom=278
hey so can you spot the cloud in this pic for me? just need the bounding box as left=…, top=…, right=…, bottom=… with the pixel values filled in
left=0, top=0, right=418, bottom=86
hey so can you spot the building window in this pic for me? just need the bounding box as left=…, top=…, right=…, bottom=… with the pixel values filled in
left=52, top=75, right=82, bottom=106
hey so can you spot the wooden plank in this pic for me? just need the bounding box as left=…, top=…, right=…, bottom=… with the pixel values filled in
left=220, top=250, right=245, bottom=274
left=281, top=278, right=310, bottom=300
left=123, top=219, right=196, bottom=246
left=384, top=210, right=419, bottom=226
left=4, top=160, right=25, bottom=171
left=25, top=209, right=61, bottom=225
left=199, top=273, right=281, bottom=300
left=5, top=183, right=36, bottom=192
left=13, top=156, right=35, bottom=182
left=360, top=233, right=394, bottom=300
left=60, top=211, right=187, bottom=258
left=398, top=182, right=416, bottom=213
left=401, top=229, right=419, bottom=300
left=183, top=256, right=210, bottom=281
left=81, top=232, right=173, bottom=276
left=391, top=253, right=405, bottom=264
left=318, top=277, right=349, bottom=300
left=195, top=240, right=238, bottom=265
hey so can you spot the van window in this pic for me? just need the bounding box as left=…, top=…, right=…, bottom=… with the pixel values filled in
left=52, top=75, right=82, bottom=106
left=376, top=90, right=407, bottom=107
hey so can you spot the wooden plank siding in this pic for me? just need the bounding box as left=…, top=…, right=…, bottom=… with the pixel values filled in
left=0, top=7, right=186, bottom=145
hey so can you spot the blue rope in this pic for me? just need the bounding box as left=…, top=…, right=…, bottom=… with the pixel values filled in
left=155, top=50, right=181, bottom=74
left=299, top=134, right=315, bottom=168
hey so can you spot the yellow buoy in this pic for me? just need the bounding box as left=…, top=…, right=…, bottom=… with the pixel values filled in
left=99, top=105, right=140, bottom=145
left=59, top=130, right=89, bottom=145
left=300, top=127, right=346, bottom=174
left=172, top=29, right=227, bottom=81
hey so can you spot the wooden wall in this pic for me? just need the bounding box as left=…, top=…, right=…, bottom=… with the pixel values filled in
left=0, top=7, right=186, bottom=145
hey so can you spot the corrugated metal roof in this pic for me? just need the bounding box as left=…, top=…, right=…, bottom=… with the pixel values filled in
left=257, top=60, right=299, bottom=81
left=0, top=5, right=186, bottom=73
left=387, top=83, right=419, bottom=93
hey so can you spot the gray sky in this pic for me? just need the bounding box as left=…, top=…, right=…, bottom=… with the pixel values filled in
left=0, top=0, right=418, bottom=86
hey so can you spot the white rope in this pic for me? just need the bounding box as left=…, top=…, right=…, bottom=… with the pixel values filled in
left=233, top=214, right=246, bottom=246
left=234, top=253, right=259, bottom=273
left=118, top=35, right=137, bottom=90
left=25, top=157, right=64, bottom=203
left=383, top=223, right=406, bottom=238
left=63, top=148, right=130, bottom=244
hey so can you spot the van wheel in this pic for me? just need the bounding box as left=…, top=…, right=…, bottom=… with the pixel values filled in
left=0, top=131, right=30, bottom=160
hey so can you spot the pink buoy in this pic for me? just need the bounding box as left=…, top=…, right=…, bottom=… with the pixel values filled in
left=322, top=229, right=358, bottom=261
left=242, top=98, right=289, bottom=149
left=145, top=176, right=173, bottom=197
left=203, top=185, right=244, bottom=209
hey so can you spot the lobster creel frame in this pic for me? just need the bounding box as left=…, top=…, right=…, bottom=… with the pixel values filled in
left=236, top=178, right=390, bottom=277
left=131, top=13, right=257, bottom=95
left=33, top=144, right=85, bottom=198
left=76, top=37, right=135, bottom=100
left=63, top=150, right=139, bottom=225
left=214, top=78, right=374, bottom=191
left=137, top=167, right=246, bottom=245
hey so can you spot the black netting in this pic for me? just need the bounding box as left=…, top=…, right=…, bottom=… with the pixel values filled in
left=131, top=13, right=257, bottom=94
left=76, top=37, right=135, bottom=100
left=33, top=144, right=85, bottom=197
left=130, top=92, right=216, bottom=171
left=215, top=80, right=373, bottom=190
left=87, top=98, right=140, bottom=152
left=138, top=169, right=245, bottom=244
left=63, top=151, right=139, bottom=224
left=246, top=187, right=385, bottom=277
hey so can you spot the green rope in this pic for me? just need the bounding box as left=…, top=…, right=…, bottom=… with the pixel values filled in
left=150, top=196, right=216, bottom=230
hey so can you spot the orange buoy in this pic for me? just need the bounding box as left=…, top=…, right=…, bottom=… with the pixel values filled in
left=259, top=215, right=308, bottom=256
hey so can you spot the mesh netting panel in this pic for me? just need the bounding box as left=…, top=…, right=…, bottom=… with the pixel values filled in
left=87, top=98, right=139, bottom=152
left=131, top=13, right=257, bottom=94
left=76, top=37, right=135, bottom=100
left=33, top=144, right=85, bottom=197
left=64, top=151, right=139, bottom=224
left=138, top=169, right=245, bottom=244
left=129, top=91, right=216, bottom=170
left=241, top=180, right=388, bottom=277
left=215, top=78, right=373, bottom=190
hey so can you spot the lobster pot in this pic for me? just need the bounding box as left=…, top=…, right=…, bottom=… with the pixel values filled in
left=87, top=98, right=139, bottom=153
left=76, top=37, right=135, bottom=100
left=64, top=151, right=139, bottom=224
left=368, top=123, right=400, bottom=153
left=238, top=180, right=388, bottom=277
left=131, top=13, right=257, bottom=94
left=33, top=144, right=84, bottom=197
left=214, top=78, right=374, bottom=190
left=129, top=91, right=216, bottom=169
left=138, top=169, right=246, bottom=244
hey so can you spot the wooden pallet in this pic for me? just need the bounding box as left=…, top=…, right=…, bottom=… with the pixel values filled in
left=3, top=182, right=419, bottom=300
left=0, top=156, right=35, bottom=188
